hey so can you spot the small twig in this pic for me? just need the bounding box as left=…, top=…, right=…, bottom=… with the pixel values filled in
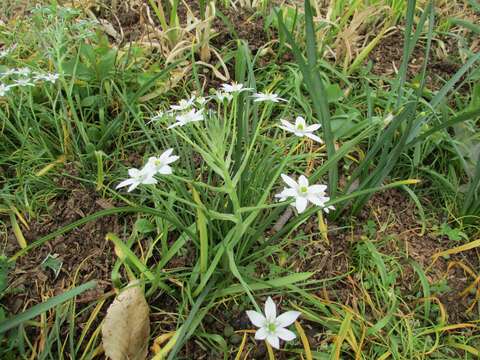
left=272, top=207, right=293, bottom=233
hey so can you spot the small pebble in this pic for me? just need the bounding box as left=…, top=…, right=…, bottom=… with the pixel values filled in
left=229, top=334, right=242, bottom=345
left=223, top=325, right=234, bottom=337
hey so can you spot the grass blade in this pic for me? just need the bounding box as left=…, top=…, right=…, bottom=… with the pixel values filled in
left=11, top=207, right=196, bottom=262
left=277, top=1, right=338, bottom=196
left=330, top=312, right=353, bottom=360
left=0, top=281, right=97, bottom=334
left=410, top=260, right=431, bottom=319
left=191, top=186, right=208, bottom=278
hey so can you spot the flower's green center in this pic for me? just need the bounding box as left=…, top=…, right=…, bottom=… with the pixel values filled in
left=155, top=160, right=162, bottom=167
left=267, top=322, right=277, bottom=333
left=299, top=186, right=308, bottom=194
left=297, top=123, right=304, bottom=130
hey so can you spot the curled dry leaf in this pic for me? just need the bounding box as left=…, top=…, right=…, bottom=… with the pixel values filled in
left=102, top=281, right=150, bottom=360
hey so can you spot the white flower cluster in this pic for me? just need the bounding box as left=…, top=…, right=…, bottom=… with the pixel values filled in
left=120, top=81, right=332, bottom=216
left=116, top=149, right=179, bottom=192
left=0, top=67, right=59, bottom=97
left=247, top=297, right=301, bottom=349
left=0, top=44, right=17, bottom=59
left=150, top=82, right=286, bottom=128
left=115, top=82, right=334, bottom=350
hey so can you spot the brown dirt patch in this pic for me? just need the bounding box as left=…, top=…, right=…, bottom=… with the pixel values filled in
left=3, top=177, right=478, bottom=357
left=92, top=1, right=271, bottom=52
left=3, top=173, right=124, bottom=314
left=357, top=189, right=480, bottom=324
left=367, top=29, right=472, bottom=92
left=88, top=1, right=276, bottom=91
left=276, top=189, right=479, bottom=324
left=210, top=8, right=269, bottom=53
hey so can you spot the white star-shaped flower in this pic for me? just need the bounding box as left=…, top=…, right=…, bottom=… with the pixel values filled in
left=14, top=78, right=35, bottom=87
left=146, top=148, right=179, bottom=175
left=116, top=165, right=157, bottom=192
left=221, top=82, right=251, bottom=93
left=0, top=84, right=11, bottom=96
left=0, top=69, right=17, bottom=78
left=149, top=111, right=166, bottom=124
left=252, top=92, right=286, bottom=103
left=170, top=96, right=196, bottom=111
left=34, top=73, right=59, bottom=83
left=383, top=113, right=394, bottom=126
left=246, top=297, right=301, bottom=349
left=280, top=116, right=323, bottom=144
left=279, top=116, right=323, bottom=143
left=215, top=90, right=233, bottom=102
left=14, top=67, right=31, bottom=77
left=168, top=108, right=204, bottom=129
left=0, top=44, right=16, bottom=59
left=195, top=96, right=207, bottom=106
left=275, top=174, right=331, bottom=213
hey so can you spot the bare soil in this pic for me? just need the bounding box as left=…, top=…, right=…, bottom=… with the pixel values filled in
left=3, top=174, right=123, bottom=313
left=357, top=189, right=480, bottom=324
left=3, top=175, right=479, bottom=359
left=368, top=29, right=464, bottom=91
left=2, top=2, right=479, bottom=358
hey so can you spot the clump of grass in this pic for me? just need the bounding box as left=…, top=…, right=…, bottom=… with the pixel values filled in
left=0, top=0, right=479, bottom=358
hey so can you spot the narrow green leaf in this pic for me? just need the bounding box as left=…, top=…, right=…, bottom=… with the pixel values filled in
left=410, top=260, right=431, bottom=319
left=0, top=281, right=97, bottom=333
left=191, top=187, right=208, bottom=277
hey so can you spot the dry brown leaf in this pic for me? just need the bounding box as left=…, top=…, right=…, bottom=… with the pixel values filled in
left=334, top=6, right=387, bottom=65
left=102, top=281, right=150, bottom=360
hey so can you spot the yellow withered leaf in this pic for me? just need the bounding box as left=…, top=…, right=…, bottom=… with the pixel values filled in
left=102, top=281, right=150, bottom=360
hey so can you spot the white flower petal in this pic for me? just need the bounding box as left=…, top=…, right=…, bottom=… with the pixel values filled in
left=304, top=133, right=323, bottom=143
left=157, top=165, right=173, bottom=175
left=323, top=205, right=335, bottom=214
left=165, top=155, right=179, bottom=164
left=308, top=185, right=327, bottom=194
left=276, top=311, right=301, bottom=327
left=142, top=163, right=157, bottom=175
left=295, top=197, right=308, bottom=213
left=159, top=148, right=173, bottom=160
left=306, top=124, right=321, bottom=132
left=246, top=310, right=266, bottom=328
left=252, top=93, right=283, bottom=102
left=298, top=175, right=309, bottom=187
left=279, top=125, right=295, bottom=133
left=142, top=178, right=157, bottom=185
left=266, top=334, right=280, bottom=349
left=264, top=297, right=276, bottom=320
left=127, top=182, right=140, bottom=192
left=275, top=188, right=297, bottom=200
left=221, top=82, right=250, bottom=93
left=127, top=168, right=141, bottom=177
left=116, top=178, right=134, bottom=189
left=279, top=119, right=294, bottom=130
left=307, top=194, right=329, bottom=207
left=280, top=174, right=298, bottom=189
left=255, top=327, right=268, bottom=340
left=276, top=327, right=296, bottom=341
left=147, top=157, right=157, bottom=165
left=295, top=116, right=306, bottom=127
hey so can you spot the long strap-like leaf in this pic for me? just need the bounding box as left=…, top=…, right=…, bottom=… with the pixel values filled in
left=0, top=281, right=97, bottom=334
